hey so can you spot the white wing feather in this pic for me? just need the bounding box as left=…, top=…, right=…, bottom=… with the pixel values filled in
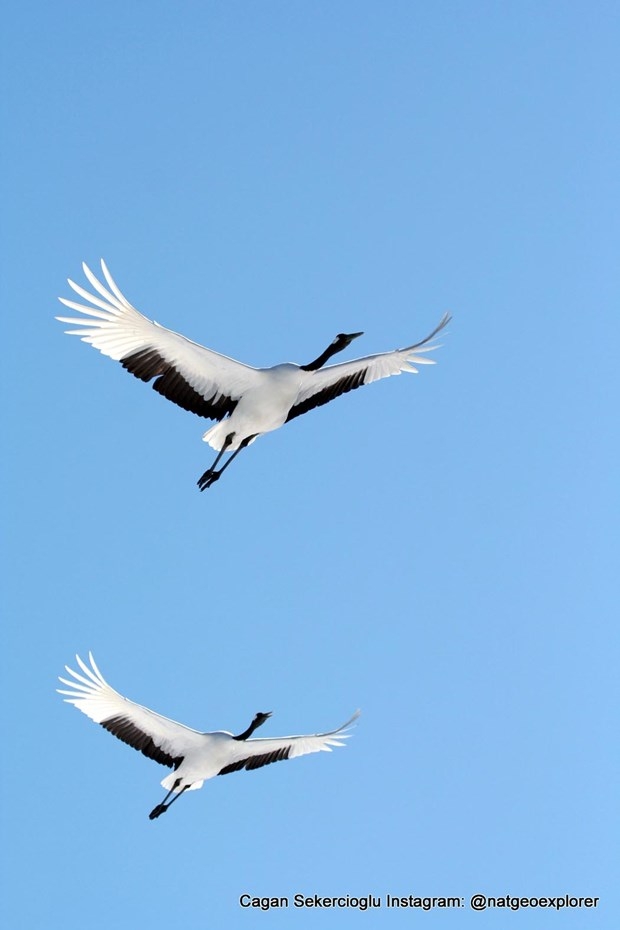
left=57, top=261, right=261, bottom=405
left=224, top=710, right=360, bottom=766
left=58, top=652, right=205, bottom=762
left=291, top=313, right=451, bottom=412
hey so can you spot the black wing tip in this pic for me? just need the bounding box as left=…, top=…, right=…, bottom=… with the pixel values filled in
left=100, top=714, right=183, bottom=770
left=286, top=367, right=369, bottom=422
left=218, top=744, right=291, bottom=777
left=120, top=348, right=237, bottom=420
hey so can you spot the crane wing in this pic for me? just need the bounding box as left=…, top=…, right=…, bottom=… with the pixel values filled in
left=217, top=710, right=360, bottom=775
left=58, top=653, right=205, bottom=770
left=57, top=261, right=262, bottom=421
left=286, top=313, right=451, bottom=421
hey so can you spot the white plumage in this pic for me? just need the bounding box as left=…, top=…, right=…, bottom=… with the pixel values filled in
left=57, top=261, right=450, bottom=489
left=58, top=653, right=359, bottom=820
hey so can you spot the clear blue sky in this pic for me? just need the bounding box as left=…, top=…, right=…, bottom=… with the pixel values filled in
left=2, top=2, right=618, bottom=928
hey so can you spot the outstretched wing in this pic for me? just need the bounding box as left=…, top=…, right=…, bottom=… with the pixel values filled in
left=286, top=313, right=451, bottom=421
left=58, top=653, right=205, bottom=770
left=57, top=261, right=262, bottom=420
left=217, top=710, right=360, bottom=776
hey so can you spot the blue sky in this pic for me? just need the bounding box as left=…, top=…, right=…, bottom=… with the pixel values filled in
left=2, top=2, right=618, bottom=928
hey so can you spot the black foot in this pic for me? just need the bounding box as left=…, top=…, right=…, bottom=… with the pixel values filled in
left=197, top=469, right=221, bottom=491
left=149, top=803, right=168, bottom=820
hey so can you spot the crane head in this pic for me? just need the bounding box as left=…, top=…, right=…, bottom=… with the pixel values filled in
left=333, top=332, right=363, bottom=351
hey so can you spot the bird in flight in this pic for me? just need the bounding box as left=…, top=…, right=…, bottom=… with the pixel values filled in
left=57, top=261, right=450, bottom=490
left=58, top=653, right=359, bottom=820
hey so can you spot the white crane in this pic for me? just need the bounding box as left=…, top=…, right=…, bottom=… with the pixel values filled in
left=58, top=653, right=359, bottom=820
left=57, top=261, right=451, bottom=490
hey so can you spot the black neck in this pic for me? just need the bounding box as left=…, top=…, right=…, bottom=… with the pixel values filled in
left=300, top=343, right=341, bottom=372
left=233, top=712, right=271, bottom=741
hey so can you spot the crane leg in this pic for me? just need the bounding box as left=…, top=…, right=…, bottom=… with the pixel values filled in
left=197, top=434, right=257, bottom=491
left=149, top=780, right=189, bottom=820
left=197, top=433, right=234, bottom=490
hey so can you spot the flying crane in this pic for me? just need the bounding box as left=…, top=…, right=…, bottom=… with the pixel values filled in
left=57, top=261, right=450, bottom=490
left=58, top=653, right=359, bottom=820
